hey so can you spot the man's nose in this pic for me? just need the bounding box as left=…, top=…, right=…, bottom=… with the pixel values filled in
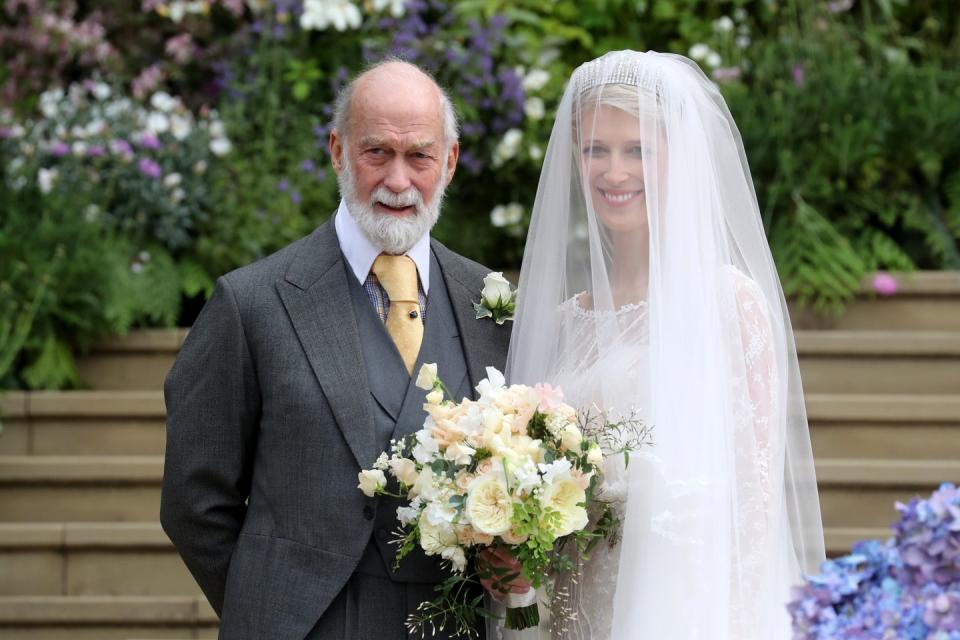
left=382, top=157, right=413, bottom=193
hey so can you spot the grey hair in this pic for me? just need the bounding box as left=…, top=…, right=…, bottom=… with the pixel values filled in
left=332, top=58, right=459, bottom=151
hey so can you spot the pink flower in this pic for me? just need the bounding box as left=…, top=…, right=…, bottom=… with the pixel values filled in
left=711, top=66, right=742, bottom=83
left=138, top=157, right=162, bottom=179
left=132, top=64, right=164, bottom=100
left=793, top=64, right=806, bottom=88
left=164, top=33, right=195, bottom=64
left=533, top=383, right=564, bottom=412
left=872, top=272, right=898, bottom=296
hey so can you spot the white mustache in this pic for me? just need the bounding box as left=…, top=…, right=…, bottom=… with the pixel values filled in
left=372, top=186, right=424, bottom=210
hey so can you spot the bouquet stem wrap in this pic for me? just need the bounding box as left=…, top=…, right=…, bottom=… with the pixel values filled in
left=504, top=588, right=539, bottom=630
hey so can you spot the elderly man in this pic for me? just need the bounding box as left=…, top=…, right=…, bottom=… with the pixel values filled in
left=161, top=60, right=509, bottom=639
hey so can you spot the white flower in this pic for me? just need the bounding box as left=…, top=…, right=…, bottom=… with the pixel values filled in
left=209, top=137, right=232, bottom=156
left=208, top=120, right=225, bottom=138
left=193, top=160, right=208, bottom=175
left=511, top=459, right=542, bottom=494
left=540, top=477, right=588, bottom=538
left=477, top=366, right=506, bottom=397
left=490, top=203, right=524, bottom=228
left=559, top=424, right=583, bottom=452
left=92, top=82, right=111, bottom=101
left=163, top=172, right=183, bottom=188
left=441, top=545, right=467, bottom=572
left=736, top=35, right=751, bottom=49
left=491, top=128, right=523, bottom=167
left=444, top=441, right=476, bottom=466
left=37, top=168, right=58, bottom=194
left=146, top=111, right=170, bottom=134
left=706, top=52, right=723, bottom=68
left=522, top=69, right=550, bottom=92
left=357, top=468, right=386, bottom=497
left=396, top=496, right=422, bottom=526
left=170, top=114, right=192, bottom=140
left=425, top=390, right=443, bottom=405
left=465, top=473, right=513, bottom=536
left=370, top=0, right=405, bottom=17
left=171, top=187, right=186, bottom=203
left=480, top=273, right=513, bottom=309
left=39, top=88, right=63, bottom=119
left=538, top=458, right=572, bottom=485
left=388, top=456, right=419, bottom=486
left=72, top=141, right=88, bottom=156
left=524, top=96, right=545, bottom=120
left=373, top=452, right=389, bottom=471
left=587, top=442, right=604, bottom=467
left=415, top=362, right=438, bottom=391
left=85, top=119, right=106, bottom=137
left=83, top=204, right=100, bottom=222
left=689, top=43, right=711, bottom=61
left=713, top=16, right=734, bottom=32
left=418, top=512, right=459, bottom=555
left=300, top=0, right=362, bottom=31
left=528, top=144, right=542, bottom=161
left=150, top=91, right=177, bottom=113
left=412, top=429, right=440, bottom=464
left=168, top=1, right=187, bottom=22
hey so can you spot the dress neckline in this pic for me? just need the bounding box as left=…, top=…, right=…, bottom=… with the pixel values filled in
left=565, top=291, right=649, bottom=318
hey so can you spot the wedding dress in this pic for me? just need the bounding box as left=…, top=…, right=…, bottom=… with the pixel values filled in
left=499, top=50, right=825, bottom=639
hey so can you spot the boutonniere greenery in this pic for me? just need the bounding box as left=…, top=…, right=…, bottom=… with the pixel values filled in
left=474, top=272, right=517, bottom=325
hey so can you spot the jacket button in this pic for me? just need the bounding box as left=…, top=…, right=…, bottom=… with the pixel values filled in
left=363, top=505, right=375, bottom=520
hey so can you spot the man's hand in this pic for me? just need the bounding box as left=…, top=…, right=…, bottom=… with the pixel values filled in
left=477, top=546, right=533, bottom=601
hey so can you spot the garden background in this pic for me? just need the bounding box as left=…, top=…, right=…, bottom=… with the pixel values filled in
left=2, top=0, right=958, bottom=390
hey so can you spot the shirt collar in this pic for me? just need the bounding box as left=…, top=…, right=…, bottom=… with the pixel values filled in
left=334, top=198, right=431, bottom=294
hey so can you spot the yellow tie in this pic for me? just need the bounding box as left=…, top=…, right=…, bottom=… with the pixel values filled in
left=371, top=254, right=423, bottom=375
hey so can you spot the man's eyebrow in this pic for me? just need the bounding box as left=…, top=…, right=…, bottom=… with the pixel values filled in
left=357, top=136, right=438, bottom=150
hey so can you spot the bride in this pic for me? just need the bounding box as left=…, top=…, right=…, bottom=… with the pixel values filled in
left=495, top=50, right=825, bottom=639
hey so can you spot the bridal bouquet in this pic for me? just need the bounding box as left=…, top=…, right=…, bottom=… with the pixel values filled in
left=357, top=364, right=650, bottom=637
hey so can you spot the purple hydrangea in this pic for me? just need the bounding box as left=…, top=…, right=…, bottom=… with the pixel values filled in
left=791, top=484, right=960, bottom=638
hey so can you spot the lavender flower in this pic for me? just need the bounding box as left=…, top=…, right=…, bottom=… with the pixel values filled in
left=138, top=133, right=163, bottom=150
left=50, top=141, right=70, bottom=157
left=138, top=157, right=162, bottom=179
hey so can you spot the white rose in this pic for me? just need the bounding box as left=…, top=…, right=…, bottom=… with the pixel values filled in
left=522, top=69, right=550, bottom=92
left=560, top=424, right=583, bottom=452
left=480, top=272, right=512, bottom=308
left=465, top=474, right=514, bottom=536
left=587, top=442, right=604, bottom=467
left=419, top=512, right=459, bottom=555
left=209, top=137, right=232, bottom=156
left=357, top=469, right=386, bottom=497
left=388, top=456, right=419, bottom=486
left=37, top=168, right=58, bottom=194
left=524, top=97, right=545, bottom=120
left=540, top=477, right=589, bottom=538
left=415, top=362, right=438, bottom=391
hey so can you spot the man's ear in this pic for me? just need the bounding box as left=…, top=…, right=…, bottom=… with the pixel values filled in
left=444, top=141, right=459, bottom=186
left=329, top=129, right=344, bottom=175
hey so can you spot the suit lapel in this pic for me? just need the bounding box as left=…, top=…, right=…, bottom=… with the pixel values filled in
left=431, top=241, right=509, bottom=397
left=276, top=220, right=377, bottom=469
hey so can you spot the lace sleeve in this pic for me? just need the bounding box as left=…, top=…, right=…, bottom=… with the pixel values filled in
left=726, top=270, right=783, bottom=637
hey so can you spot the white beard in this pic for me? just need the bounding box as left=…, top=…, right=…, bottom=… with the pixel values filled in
left=338, top=154, right=447, bottom=255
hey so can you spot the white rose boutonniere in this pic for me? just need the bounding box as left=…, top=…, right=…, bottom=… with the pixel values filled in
left=474, top=272, right=517, bottom=325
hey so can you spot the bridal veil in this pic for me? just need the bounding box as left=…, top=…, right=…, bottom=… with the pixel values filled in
left=504, top=50, right=825, bottom=639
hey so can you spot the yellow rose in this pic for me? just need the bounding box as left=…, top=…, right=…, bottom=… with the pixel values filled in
left=540, top=478, right=588, bottom=538
left=465, top=474, right=514, bottom=536
left=357, top=469, right=386, bottom=498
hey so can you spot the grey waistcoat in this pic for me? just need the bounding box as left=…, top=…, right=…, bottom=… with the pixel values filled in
left=346, top=250, right=470, bottom=582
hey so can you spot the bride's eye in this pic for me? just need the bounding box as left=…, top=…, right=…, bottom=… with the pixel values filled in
left=582, top=144, right=608, bottom=157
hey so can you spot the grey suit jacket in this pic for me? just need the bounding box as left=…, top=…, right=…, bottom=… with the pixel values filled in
left=160, top=218, right=510, bottom=638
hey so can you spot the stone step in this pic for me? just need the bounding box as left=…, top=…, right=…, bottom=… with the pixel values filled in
left=0, top=392, right=165, bottom=456
left=816, top=458, right=960, bottom=529
left=0, top=523, right=198, bottom=597
left=0, top=595, right=216, bottom=639
left=796, top=331, right=960, bottom=394
left=5, top=392, right=958, bottom=461
left=1, top=454, right=956, bottom=534
left=808, top=394, right=960, bottom=460
left=75, top=329, right=187, bottom=393
left=789, top=271, right=960, bottom=331
left=0, top=456, right=162, bottom=522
